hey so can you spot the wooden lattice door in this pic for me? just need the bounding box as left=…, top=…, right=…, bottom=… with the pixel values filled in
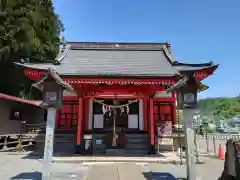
left=57, top=100, right=79, bottom=129
left=153, top=101, right=173, bottom=134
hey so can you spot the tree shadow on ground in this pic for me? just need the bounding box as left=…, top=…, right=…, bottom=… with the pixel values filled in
left=143, top=172, right=186, bottom=180
left=10, top=171, right=42, bottom=180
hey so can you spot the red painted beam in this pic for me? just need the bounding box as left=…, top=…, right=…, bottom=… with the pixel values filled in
left=76, top=97, right=83, bottom=145
left=84, top=99, right=89, bottom=131
left=143, top=98, right=148, bottom=131
left=83, top=94, right=147, bottom=99
left=63, top=96, right=78, bottom=101
left=24, top=70, right=41, bottom=81
left=64, top=77, right=175, bottom=84
left=82, top=84, right=155, bottom=94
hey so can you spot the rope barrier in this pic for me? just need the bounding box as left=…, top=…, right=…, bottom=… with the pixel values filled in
left=93, top=98, right=140, bottom=147
left=93, top=98, right=139, bottom=108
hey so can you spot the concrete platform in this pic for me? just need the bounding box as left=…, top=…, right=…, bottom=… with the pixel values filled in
left=52, top=152, right=185, bottom=164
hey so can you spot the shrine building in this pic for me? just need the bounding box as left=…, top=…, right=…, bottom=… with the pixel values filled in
left=16, top=42, right=218, bottom=155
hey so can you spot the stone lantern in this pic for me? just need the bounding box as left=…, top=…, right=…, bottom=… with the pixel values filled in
left=166, top=76, right=198, bottom=109
left=166, top=75, right=201, bottom=180
left=32, top=68, right=74, bottom=109
left=32, top=68, right=74, bottom=180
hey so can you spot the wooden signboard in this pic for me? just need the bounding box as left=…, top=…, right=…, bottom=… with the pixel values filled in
left=158, top=137, right=173, bottom=145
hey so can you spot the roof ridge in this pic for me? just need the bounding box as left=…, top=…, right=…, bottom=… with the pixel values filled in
left=66, top=42, right=168, bottom=51
left=54, top=44, right=71, bottom=63
left=162, top=45, right=176, bottom=64
left=66, top=41, right=169, bottom=45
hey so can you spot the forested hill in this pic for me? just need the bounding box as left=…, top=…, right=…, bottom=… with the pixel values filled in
left=199, top=96, right=240, bottom=119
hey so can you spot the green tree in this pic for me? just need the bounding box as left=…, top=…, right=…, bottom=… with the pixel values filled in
left=0, top=0, right=64, bottom=96
left=199, top=97, right=240, bottom=121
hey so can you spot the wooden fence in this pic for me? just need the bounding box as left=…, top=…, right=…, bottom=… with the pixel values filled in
left=0, top=134, right=36, bottom=152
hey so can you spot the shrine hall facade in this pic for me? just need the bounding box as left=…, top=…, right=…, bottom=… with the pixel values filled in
left=16, top=42, right=218, bottom=155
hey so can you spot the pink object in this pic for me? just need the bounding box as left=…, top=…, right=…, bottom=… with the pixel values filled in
left=0, top=93, right=42, bottom=107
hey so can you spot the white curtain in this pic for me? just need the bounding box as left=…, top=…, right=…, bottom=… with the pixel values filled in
left=93, top=114, right=104, bottom=129
left=139, top=99, right=144, bottom=130
left=128, top=114, right=138, bottom=129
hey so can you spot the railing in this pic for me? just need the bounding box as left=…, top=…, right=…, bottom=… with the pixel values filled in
left=0, top=134, right=35, bottom=152
left=25, top=123, right=46, bottom=133
left=198, top=133, right=240, bottom=140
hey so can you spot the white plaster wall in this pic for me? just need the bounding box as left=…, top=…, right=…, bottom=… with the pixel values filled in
left=88, top=99, right=93, bottom=130
left=139, top=99, right=144, bottom=130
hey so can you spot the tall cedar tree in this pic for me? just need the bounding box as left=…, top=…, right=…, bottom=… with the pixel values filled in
left=0, top=0, right=64, bottom=96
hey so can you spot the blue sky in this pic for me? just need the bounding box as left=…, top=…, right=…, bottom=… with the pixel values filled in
left=53, top=0, right=240, bottom=99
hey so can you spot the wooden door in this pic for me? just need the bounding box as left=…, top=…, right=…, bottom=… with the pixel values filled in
left=153, top=101, right=173, bottom=135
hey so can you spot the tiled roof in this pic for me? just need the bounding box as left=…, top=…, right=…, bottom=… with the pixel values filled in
left=15, top=42, right=180, bottom=77
left=15, top=42, right=219, bottom=77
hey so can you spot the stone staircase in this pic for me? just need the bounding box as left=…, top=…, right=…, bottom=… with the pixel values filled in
left=124, top=133, right=149, bottom=155
left=105, top=134, right=149, bottom=156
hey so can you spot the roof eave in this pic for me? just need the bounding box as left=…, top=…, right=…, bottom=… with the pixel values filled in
left=13, top=62, right=50, bottom=72
left=178, top=64, right=219, bottom=74
left=173, top=61, right=215, bottom=67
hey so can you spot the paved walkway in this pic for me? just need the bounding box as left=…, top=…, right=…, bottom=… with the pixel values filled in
left=87, top=163, right=146, bottom=180
left=0, top=153, right=224, bottom=180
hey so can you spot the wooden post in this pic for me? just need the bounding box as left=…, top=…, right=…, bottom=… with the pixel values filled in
left=84, top=98, right=89, bottom=131
left=76, top=97, right=83, bottom=153
left=42, top=107, right=57, bottom=180
left=149, top=98, right=155, bottom=153
left=143, top=98, right=148, bottom=130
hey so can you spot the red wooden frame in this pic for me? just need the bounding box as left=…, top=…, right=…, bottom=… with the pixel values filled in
left=84, top=98, right=89, bottom=131
left=143, top=97, right=148, bottom=131
left=149, top=98, right=154, bottom=145
left=76, top=97, right=83, bottom=145
left=24, top=68, right=213, bottom=84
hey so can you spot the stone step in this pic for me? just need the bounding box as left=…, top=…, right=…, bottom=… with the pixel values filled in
left=125, top=134, right=148, bottom=138
left=123, top=149, right=148, bottom=155
left=125, top=143, right=148, bottom=150
left=126, top=138, right=148, bottom=144
left=106, top=149, right=126, bottom=156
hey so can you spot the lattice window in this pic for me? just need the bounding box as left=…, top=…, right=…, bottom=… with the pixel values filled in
left=154, top=101, right=173, bottom=135
left=57, top=101, right=79, bottom=129
left=153, top=102, right=172, bottom=122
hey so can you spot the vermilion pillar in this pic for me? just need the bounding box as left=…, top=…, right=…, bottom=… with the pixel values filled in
left=149, top=98, right=155, bottom=153
left=143, top=98, right=148, bottom=131
left=76, top=96, right=83, bottom=153
left=84, top=99, right=89, bottom=131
